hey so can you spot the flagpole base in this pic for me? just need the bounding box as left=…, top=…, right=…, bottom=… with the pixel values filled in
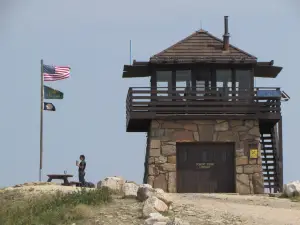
left=39, top=169, right=42, bottom=182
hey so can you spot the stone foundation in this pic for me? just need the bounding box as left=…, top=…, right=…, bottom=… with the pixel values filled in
left=145, top=120, right=264, bottom=194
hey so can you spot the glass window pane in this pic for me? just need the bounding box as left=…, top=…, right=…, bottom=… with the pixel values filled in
left=157, top=71, right=172, bottom=97
left=176, top=70, right=191, bottom=97
left=236, top=70, right=251, bottom=98
left=196, top=69, right=211, bottom=97
left=236, top=70, right=251, bottom=91
left=216, top=70, right=232, bottom=98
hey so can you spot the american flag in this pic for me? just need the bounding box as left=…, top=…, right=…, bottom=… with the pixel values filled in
left=43, top=64, right=70, bottom=81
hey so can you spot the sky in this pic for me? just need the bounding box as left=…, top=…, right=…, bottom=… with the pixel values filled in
left=0, top=0, right=299, bottom=188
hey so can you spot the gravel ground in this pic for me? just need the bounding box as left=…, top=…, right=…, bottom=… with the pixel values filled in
left=2, top=183, right=300, bottom=224
left=167, top=193, right=300, bottom=225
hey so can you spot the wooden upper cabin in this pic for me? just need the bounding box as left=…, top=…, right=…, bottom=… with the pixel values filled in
left=123, top=16, right=290, bottom=132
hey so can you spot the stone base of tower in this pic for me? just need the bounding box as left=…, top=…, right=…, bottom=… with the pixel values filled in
left=143, top=119, right=265, bottom=194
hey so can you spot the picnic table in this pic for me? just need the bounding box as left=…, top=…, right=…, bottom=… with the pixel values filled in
left=47, top=174, right=73, bottom=186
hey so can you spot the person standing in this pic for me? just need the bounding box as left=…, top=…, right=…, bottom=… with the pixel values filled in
left=76, top=155, right=86, bottom=186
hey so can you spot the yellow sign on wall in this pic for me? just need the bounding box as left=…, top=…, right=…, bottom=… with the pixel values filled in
left=249, top=149, right=258, bottom=159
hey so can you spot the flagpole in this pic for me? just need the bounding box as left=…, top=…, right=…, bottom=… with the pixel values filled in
left=39, top=59, right=44, bottom=182
left=129, top=40, right=132, bottom=65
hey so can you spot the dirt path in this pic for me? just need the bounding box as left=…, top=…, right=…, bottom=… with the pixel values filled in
left=82, top=196, right=145, bottom=225
left=167, top=193, right=300, bottom=225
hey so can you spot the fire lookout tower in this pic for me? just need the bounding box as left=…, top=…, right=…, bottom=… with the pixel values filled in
left=122, top=16, right=290, bottom=194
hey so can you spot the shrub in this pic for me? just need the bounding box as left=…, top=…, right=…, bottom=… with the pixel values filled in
left=0, top=187, right=112, bottom=225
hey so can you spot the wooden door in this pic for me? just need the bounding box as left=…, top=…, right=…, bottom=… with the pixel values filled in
left=176, top=142, right=235, bottom=193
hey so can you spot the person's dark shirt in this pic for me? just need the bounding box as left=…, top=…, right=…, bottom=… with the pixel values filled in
left=79, top=160, right=86, bottom=172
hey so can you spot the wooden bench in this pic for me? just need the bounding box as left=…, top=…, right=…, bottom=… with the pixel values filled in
left=47, top=174, right=73, bottom=185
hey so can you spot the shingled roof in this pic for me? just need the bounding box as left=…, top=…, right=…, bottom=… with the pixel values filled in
left=150, top=29, right=257, bottom=62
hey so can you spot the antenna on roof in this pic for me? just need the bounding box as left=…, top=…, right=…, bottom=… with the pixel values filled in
left=200, top=20, right=202, bottom=30
left=129, top=40, right=132, bottom=65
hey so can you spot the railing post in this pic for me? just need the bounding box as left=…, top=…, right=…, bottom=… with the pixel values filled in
left=150, top=87, right=157, bottom=113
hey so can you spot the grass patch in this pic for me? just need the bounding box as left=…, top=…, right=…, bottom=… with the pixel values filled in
left=290, top=196, right=300, bottom=202
left=277, top=192, right=300, bottom=202
left=0, top=187, right=112, bottom=225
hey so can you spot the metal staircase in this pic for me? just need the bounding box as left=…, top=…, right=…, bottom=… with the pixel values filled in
left=260, top=123, right=281, bottom=193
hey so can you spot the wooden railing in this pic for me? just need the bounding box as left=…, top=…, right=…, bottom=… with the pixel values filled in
left=126, top=87, right=282, bottom=120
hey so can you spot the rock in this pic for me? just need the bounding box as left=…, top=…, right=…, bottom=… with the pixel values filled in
left=269, top=193, right=283, bottom=198
left=155, top=156, right=168, bottom=164
left=236, top=156, right=248, bottom=166
left=230, top=120, right=243, bottom=127
left=154, top=189, right=173, bottom=206
left=150, top=140, right=161, bottom=149
left=137, top=185, right=154, bottom=201
left=193, top=132, right=199, bottom=141
left=167, top=156, right=176, bottom=164
left=122, top=182, right=139, bottom=198
left=236, top=174, right=251, bottom=194
left=150, top=148, right=161, bottom=157
left=251, top=173, right=264, bottom=194
left=141, top=184, right=153, bottom=188
left=154, top=188, right=164, bottom=194
left=283, top=180, right=300, bottom=197
left=148, top=176, right=155, bottom=187
left=215, top=121, right=229, bottom=131
left=144, top=212, right=170, bottom=225
left=153, top=174, right=168, bottom=191
left=166, top=218, right=190, bottom=225
left=161, top=145, right=176, bottom=156
left=143, top=196, right=168, bottom=218
left=198, top=124, right=214, bottom=141
left=248, top=127, right=260, bottom=136
left=97, top=176, right=125, bottom=192
left=173, top=131, right=194, bottom=142
left=183, top=124, right=198, bottom=131
left=245, top=120, right=254, bottom=128
left=161, top=122, right=183, bottom=129
left=217, top=131, right=238, bottom=142
left=161, top=163, right=176, bottom=172
left=149, top=165, right=159, bottom=176
left=137, top=185, right=173, bottom=206
left=151, top=120, right=160, bottom=128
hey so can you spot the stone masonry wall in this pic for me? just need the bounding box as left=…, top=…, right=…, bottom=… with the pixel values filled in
left=145, top=120, right=264, bottom=194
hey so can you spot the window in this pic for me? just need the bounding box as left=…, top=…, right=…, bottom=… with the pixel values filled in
left=176, top=70, right=191, bottom=97
left=195, top=69, right=211, bottom=98
left=236, top=70, right=251, bottom=93
left=216, top=70, right=232, bottom=98
left=156, top=71, right=172, bottom=97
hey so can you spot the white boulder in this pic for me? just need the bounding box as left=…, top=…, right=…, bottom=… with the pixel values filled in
left=154, top=188, right=173, bottom=206
left=137, top=185, right=173, bottom=206
left=283, top=180, right=300, bottom=197
left=144, top=213, right=170, bottom=225
left=140, top=183, right=153, bottom=189
left=137, top=185, right=154, bottom=202
left=97, top=176, right=125, bottom=192
left=143, top=196, right=168, bottom=218
left=166, top=218, right=190, bottom=225
left=122, top=182, right=139, bottom=198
